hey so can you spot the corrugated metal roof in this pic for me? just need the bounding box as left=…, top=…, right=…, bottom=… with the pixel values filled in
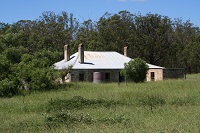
left=53, top=51, right=163, bottom=70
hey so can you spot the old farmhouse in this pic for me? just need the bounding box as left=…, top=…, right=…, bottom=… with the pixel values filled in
left=53, top=44, right=174, bottom=83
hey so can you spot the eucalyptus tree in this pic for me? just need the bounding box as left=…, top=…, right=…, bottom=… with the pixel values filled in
left=133, top=13, right=173, bottom=66
left=97, top=11, right=136, bottom=53
left=71, top=19, right=99, bottom=52
left=185, top=42, right=200, bottom=73
left=172, top=19, right=199, bottom=71
left=0, top=22, right=10, bottom=52
left=35, top=11, right=79, bottom=52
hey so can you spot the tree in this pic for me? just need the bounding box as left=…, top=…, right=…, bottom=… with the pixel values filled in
left=36, top=11, right=79, bottom=52
left=134, top=13, right=173, bottom=66
left=184, top=42, right=200, bottom=73
left=170, top=19, right=199, bottom=70
left=0, top=55, right=10, bottom=81
left=15, top=50, right=60, bottom=92
left=3, top=47, right=24, bottom=64
left=97, top=11, right=135, bottom=53
left=121, top=58, right=149, bottom=83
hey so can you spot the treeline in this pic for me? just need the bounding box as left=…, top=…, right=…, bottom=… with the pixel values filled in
left=0, top=10, right=200, bottom=96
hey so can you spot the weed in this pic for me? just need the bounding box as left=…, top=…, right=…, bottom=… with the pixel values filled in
left=138, top=95, right=166, bottom=112
left=45, top=111, right=94, bottom=128
left=47, top=96, right=120, bottom=112
left=45, top=110, right=129, bottom=129
left=170, top=96, right=196, bottom=106
left=45, top=96, right=129, bottom=129
left=100, top=114, right=128, bottom=124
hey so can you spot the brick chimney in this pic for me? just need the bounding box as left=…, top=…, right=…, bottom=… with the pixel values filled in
left=78, top=43, right=84, bottom=63
left=64, top=44, right=70, bottom=61
left=124, top=46, right=128, bottom=57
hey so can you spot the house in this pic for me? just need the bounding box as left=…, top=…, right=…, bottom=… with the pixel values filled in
left=53, top=44, right=166, bottom=82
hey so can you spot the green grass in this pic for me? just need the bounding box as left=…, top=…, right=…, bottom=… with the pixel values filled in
left=1, top=74, right=200, bottom=132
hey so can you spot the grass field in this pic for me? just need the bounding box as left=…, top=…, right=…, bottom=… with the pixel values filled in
left=1, top=74, right=200, bottom=133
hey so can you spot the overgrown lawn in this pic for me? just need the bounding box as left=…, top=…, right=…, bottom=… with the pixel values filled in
left=1, top=74, right=200, bottom=132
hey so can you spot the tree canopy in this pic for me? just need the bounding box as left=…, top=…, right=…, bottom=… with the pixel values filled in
left=0, top=10, right=200, bottom=97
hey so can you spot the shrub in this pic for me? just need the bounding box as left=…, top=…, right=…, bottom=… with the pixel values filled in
left=15, top=52, right=59, bottom=92
left=0, top=78, right=21, bottom=97
left=121, top=58, right=149, bottom=82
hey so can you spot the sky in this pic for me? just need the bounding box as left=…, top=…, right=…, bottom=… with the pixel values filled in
left=1, top=0, right=200, bottom=27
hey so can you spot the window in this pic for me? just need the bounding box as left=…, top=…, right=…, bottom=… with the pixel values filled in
left=105, top=73, right=110, bottom=79
left=79, top=74, right=84, bottom=81
left=150, top=72, right=155, bottom=81
left=105, top=73, right=110, bottom=81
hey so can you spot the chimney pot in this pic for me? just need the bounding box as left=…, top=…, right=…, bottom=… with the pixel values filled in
left=124, top=46, right=128, bottom=57
left=64, top=44, right=70, bottom=61
left=78, top=43, right=84, bottom=63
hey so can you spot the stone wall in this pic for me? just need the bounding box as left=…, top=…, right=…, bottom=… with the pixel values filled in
left=71, top=69, right=121, bottom=82
left=146, top=69, right=163, bottom=81
left=66, top=68, right=184, bottom=82
left=71, top=68, right=165, bottom=82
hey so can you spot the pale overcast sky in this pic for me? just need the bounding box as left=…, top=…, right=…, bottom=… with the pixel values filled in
left=1, top=0, right=200, bottom=27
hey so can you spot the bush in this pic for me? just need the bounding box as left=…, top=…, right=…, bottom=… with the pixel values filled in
left=0, top=78, right=21, bottom=97
left=121, top=58, right=148, bottom=82
left=15, top=52, right=59, bottom=92
left=29, top=68, right=56, bottom=91
left=0, top=49, right=61, bottom=97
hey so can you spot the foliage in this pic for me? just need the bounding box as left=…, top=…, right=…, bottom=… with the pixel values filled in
left=1, top=10, right=200, bottom=97
left=0, top=49, right=60, bottom=97
left=121, top=58, right=149, bottom=82
left=15, top=51, right=59, bottom=92
left=0, top=11, right=199, bottom=72
left=0, top=78, right=21, bottom=97
left=59, top=65, right=72, bottom=82
left=3, top=47, right=24, bottom=64
left=0, top=55, right=10, bottom=81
